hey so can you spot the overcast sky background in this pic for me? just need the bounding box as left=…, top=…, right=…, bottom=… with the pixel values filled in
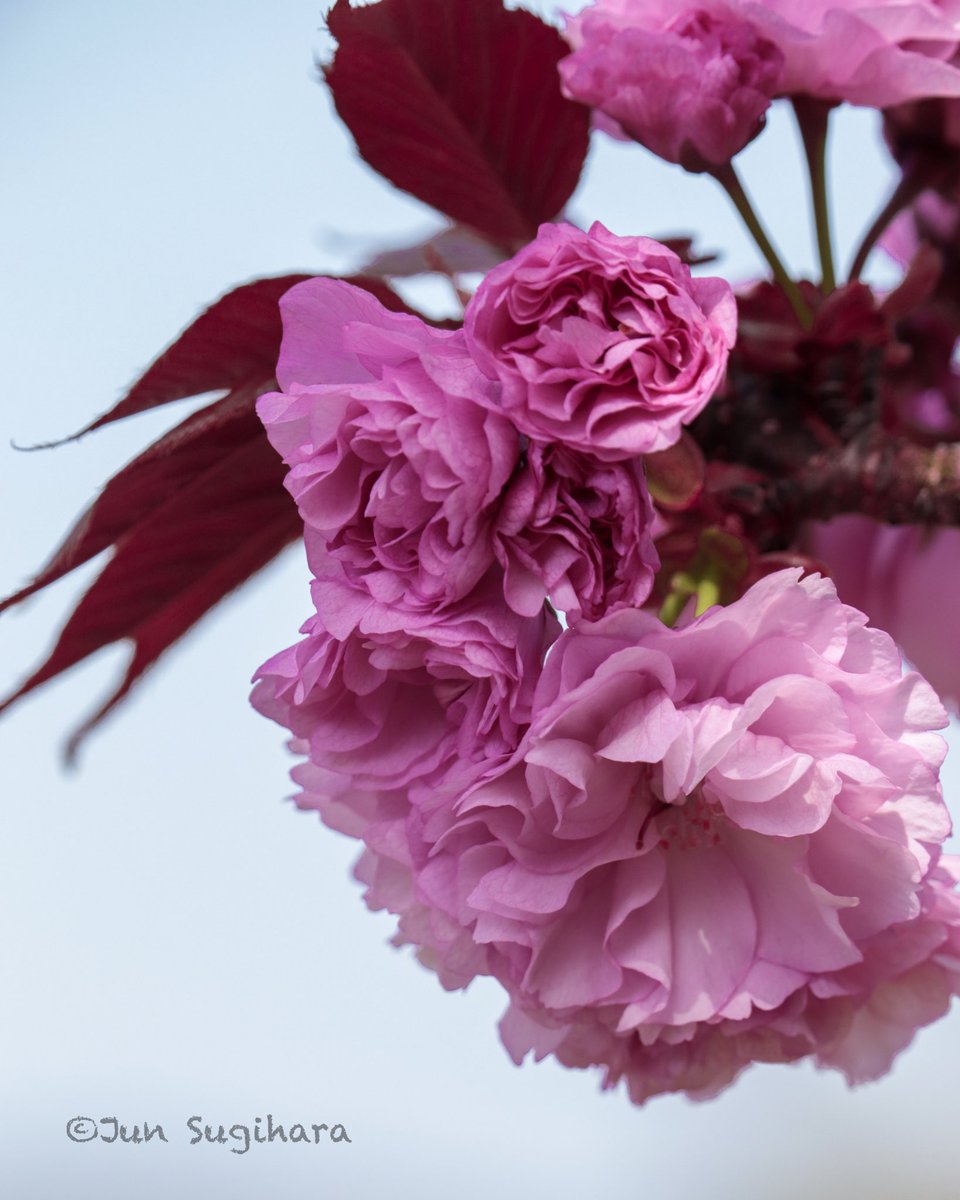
left=2, top=2, right=959, bottom=1198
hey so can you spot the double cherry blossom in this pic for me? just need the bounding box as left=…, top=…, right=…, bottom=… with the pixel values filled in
left=252, top=213, right=960, bottom=1103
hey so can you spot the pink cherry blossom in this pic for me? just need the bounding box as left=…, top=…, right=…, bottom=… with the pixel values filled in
left=257, top=276, right=660, bottom=623
left=564, top=1, right=960, bottom=110
left=806, top=515, right=960, bottom=708
left=755, top=0, right=960, bottom=106
left=464, top=222, right=737, bottom=460
left=493, top=442, right=658, bottom=621
left=256, top=278, right=518, bottom=613
left=251, top=569, right=560, bottom=817
left=559, top=4, right=784, bottom=169
left=500, top=862, right=960, bottom=1102
left=295, top=569, right=958, bottom=1102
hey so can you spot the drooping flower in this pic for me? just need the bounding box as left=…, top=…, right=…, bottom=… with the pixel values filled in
left=256, top=277, right=519, bottom=612
left=464, top=221, right=737, bottom=460
left=805, top=515, right=960, bottom=709
left=564, top=1, right=960, bottom=111
left=559, top=3, right=784, bottom=169
left=306, top=569, right=958, bottom=1102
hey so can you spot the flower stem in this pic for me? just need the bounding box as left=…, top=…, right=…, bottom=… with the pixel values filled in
left=658, top=587, right=690, bottom=629
left=693, top=563, right=723, bottom=616
left=792, top=97, right=836, bottom=293
left=711, top=163, right=812, bottom=328
left=848, top=167, right=926, bottom=282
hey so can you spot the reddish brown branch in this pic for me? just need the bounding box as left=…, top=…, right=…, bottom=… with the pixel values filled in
left=771, top=429, right=960, bottom=527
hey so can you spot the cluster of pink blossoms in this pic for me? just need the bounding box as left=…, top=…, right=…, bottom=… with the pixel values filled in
left=560, top=0, right=960, bottom=169
left=252, top=219, right=960, bottom=1103
left=8, top=0, right=960, bottom=1115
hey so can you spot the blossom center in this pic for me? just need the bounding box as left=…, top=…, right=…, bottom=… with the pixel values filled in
left=636, top=784, right=724, bottom=852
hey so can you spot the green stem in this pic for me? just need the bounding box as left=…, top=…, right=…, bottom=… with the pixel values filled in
left=711, top=163, right=812, bottom=329
left=792, top=97, right=836, bottom=293
left=848, top=167, right=926, bottom=282
left=658, top=588, right=690, bottom=629
left=693, top=564, right=723, bottom=616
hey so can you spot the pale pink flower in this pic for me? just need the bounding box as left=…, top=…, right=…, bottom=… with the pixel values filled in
left=806, top=515, right=960, bottom=708
left=500, top=863, right=960, bottom=1102
left=565, top=1, right=960, bottom=109
left=559, top=4, right=784, bottom=169
left=312, top=569, right=958, bottom=1102
left=464, top=222, right=736, bottom=460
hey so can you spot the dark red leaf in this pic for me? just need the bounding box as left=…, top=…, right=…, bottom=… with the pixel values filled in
left=325, top=0, right=590, bottom=244
left=1, top=386, right=266, bottom=614
left=62, top=509, right=300, bottom=764
left=77, top=275, right=311, bottom=436
left=71, top=272, right=410, bottom=437
left=1, top=430, right=302, bottom=760
left=1, top=272, right=419, bottom=753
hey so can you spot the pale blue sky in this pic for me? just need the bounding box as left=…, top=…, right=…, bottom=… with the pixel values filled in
left=1, top=3, right=957, bottom=1198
